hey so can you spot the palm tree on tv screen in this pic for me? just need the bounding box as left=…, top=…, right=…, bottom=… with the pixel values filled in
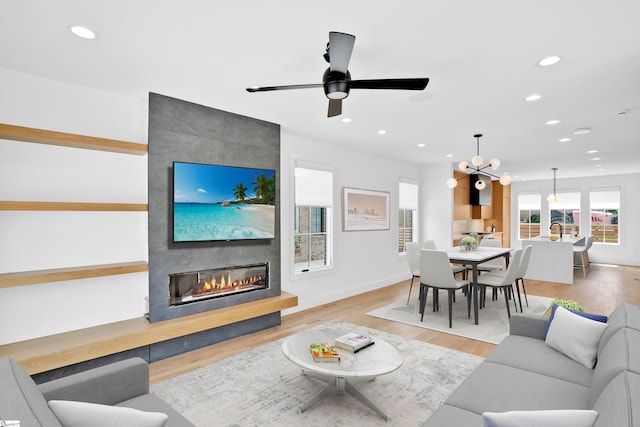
left=233, top=182, right=248, bottom=201
left=252, top=173, right=275, bottom=204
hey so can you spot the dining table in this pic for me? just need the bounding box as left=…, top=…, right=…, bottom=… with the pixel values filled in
left=445, top=246, right=512, bottom=325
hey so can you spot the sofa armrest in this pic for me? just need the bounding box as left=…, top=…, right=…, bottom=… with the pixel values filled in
left=509, top=313, right=549, bottom=340
left=39, top=357, right=150, bottom=405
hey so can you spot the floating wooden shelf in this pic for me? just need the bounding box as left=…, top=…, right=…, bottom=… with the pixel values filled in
left=0, top=291, right=298, bottom=375
left=0, top=201, right=148, bottom=211
left=0, top=261, right=149, bottom=289
left=0, top=123, right=147, bottom=155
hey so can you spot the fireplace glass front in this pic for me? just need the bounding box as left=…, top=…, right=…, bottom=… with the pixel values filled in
left=168, top=262, right=269, bottom=306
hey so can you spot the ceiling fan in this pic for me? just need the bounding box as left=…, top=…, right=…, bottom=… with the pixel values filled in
left=246, top=31, right=430, bottom=117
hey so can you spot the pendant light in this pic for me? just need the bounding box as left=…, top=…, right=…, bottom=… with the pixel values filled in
left=446, top=134, right=512, bottom=189
left=547, top=167, right=561, bottom=202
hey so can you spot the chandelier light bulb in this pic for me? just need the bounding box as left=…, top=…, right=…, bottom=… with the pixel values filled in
left=475, top=179, right=486, bottom=190
left=547, top=194, right=561, bottom=203
left=458, top=161, right=469, bottom=171
left=489, top=158, right=501, bottom=170
left=446, top=178, right=458, bottom=188
left=471, top=155, right=484, bottom=167
left=499, top=174, right=512, bottom=186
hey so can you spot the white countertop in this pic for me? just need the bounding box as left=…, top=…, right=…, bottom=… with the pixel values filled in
left=526, top=235, right=585, bottom=244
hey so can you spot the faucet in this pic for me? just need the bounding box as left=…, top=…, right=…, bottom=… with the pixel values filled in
left=550, top=222, right=563, bottom=238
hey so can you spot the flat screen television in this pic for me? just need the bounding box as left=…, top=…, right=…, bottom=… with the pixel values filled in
left=173, top=161, right=276, bottom=242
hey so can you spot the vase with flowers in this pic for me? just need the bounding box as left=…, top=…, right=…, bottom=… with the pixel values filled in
left=460, top=236, right=477, bottom=251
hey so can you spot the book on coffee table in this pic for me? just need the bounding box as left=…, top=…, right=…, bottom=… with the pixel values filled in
left=309, top=343, right=341, bottom=363
left=334, top=332, right=374, bottom=352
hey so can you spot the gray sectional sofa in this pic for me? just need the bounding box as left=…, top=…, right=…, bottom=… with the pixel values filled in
left=424, top=303, right=640, bottom=426
left=0, top=356, right=194, bottom=426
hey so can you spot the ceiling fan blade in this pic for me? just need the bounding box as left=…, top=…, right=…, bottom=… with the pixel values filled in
left=246, top=83, right=322, bottom=93
left=327, top=99, right=342, bottom=117
left=328, top=32, right=355, bottom=74
left=350, top=78, right=429, bottom=91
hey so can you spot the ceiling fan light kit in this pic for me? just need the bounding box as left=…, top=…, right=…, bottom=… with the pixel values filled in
left=246, top=31, right=429, bottom=117
left=447, top=134, right=512, bottom=189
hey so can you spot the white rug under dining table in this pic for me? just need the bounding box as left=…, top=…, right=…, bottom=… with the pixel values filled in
left=367, top=291, right=554, bottom=344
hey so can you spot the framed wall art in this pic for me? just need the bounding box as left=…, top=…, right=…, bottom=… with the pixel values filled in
left=342, top=187, right=390, bottom=231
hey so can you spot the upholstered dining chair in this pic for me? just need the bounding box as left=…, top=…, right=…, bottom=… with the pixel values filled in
left=475, top=238, right=505, bottom=273
left=423, top=240, right=467, bottom=279
left=573, top=235, right=594, bottom=278
left=419, top=249, right=470, bottom=328
left=405, top=241, right=421, bottom=304
left=486, top=245, right=532, bottom=312
left=476, top=248, right=522, bottom=319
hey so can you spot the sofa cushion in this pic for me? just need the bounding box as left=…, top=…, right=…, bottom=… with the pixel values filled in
left=117, top=394, right=195, bottom=427
left=481, top=409, right=598, bottom=427
left=598, top=303, right=640, bottom=355
left=545, top=304, right=608, bottom=338
left=48, top=400, right=168, bottom=427
left=487, top=335, right=593, bottom=387
left=444, top=362, right=591, bottom=414
left=592, top=370, right=640, bottom=427
left=0, top=357, right=62, bottom=426
left=590, top=327, right=640, bottom=406
left=545, top=305, right=608, bottom=368
left=421, top=403, right=481, bottom=427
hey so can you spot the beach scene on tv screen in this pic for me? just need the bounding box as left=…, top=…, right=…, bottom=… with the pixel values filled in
left=173, top=162, right=276, bottom=241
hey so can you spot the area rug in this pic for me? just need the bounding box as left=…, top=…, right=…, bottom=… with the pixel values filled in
left=151, top=320, right=484, bottom=426
left=367, top=291, right=554, bottom=345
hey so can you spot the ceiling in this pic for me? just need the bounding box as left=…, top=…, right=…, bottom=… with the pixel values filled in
left=2, top=0, right=639, bottom=182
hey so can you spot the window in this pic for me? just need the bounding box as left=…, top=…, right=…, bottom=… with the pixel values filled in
left=548, top=191, right=580, bottom=236
left=294, top=163, right=333, bottom=273
left=398, top=179, right=418, bottom=253
left=518, top=193, right=541, bottom=239
left=590, top=189, right=620, bottom=244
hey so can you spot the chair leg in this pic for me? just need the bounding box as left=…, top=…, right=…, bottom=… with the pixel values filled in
left=515, top=279, right=523, bottom=313
left=511, top=285, right=518, bottom=313
left=521, top=278, right=529, bottom=307
left=407, top=276, right=415, bottom=304
left=503, top=286, right=512, bottom=319
left=466, top=286, right=471, bottom=319
left=448, top=290, right=454, bottom=328
left=420, top=284, right=428, bottom=320
left=581, top=252, right=588, bottom=277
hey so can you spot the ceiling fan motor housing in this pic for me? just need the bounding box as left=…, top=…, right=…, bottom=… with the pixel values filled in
left=323, top=68, right=350, bottom=99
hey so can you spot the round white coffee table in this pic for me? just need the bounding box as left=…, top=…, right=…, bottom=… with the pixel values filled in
left=281, top=328, right=403, bottom=421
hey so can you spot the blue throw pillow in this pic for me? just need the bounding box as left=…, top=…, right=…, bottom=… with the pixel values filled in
left=544, top=304, right=608, bottom=338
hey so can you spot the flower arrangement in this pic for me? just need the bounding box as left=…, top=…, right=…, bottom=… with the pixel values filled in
left=551, top=298, right=584, bottom=312
left=460, top=236, right=477, bottom=251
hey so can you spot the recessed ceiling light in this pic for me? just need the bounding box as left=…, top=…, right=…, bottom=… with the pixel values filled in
left=558, top=138, right=571, bottom=142
left=445, top=153, right=453, bottom=157
left=525, top=94, right=541, bottom=102
left=70, top=25, right=96, bottom=39
left=417, top=143, right=426, bottom=148
left=591, top=157, right=601, bottom=161
left=573, top=127, right=591, bottom=135
left=594, top=164, right=603, bottom=167
left=546, top=119, right=561, bottom=125
left=377, top=130, right=387, bottom=135
left=586, top=150, right=598, bottom=154
left=538, top=55, right=562, bottom=66
left=341, top=117, right=352, bottom=123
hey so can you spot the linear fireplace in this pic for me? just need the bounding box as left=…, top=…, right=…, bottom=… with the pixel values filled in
left=168, top=262, right=269, bottom=307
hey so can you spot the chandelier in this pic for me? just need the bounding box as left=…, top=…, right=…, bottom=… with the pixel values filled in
left=446, top=134, right=512, bottom=189
left=547, top=167, right=561, bottom=202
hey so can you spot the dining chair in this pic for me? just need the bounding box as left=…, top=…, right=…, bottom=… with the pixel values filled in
left=476, top=248, right=522, bottom=319
left=475, top=238, right=505, bottom=273
left=405, top=242, right=421, bottom=304
left=423, top=239, right=467, bottom=279
left=486, top=245, right=532, bottom=312
left=573, top=235, right=594, bottom=277
left=419, top=249, right=470, bottom=328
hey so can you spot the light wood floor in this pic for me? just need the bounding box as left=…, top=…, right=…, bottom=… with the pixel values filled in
left=150, top=263, right=640, bottom=383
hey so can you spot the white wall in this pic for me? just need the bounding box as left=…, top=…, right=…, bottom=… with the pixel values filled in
left=420, top=163, right=455, bottom=249
left=510, top=173, right=640, bottom=266
left=0, top=67, right=148, bottom=344
left=280, top=132, right=421, bottom=313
